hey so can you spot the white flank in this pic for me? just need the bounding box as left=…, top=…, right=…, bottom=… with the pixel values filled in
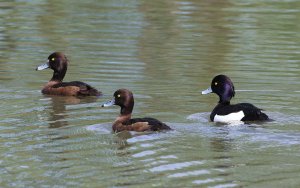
left=214, top=111, right=245, bottom=123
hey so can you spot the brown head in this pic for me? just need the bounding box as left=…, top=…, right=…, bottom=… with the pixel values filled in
left=102, top=89, right=134, bottom=115
left=36, top=52, right=68, bottom=82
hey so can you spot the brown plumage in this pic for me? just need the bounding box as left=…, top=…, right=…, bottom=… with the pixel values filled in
left=102, top=89, right=171, bottom=133
left=36, top=52, right=101, bottom=96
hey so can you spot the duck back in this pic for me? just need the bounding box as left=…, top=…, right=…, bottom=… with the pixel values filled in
left=44, top=81, right=101, bottom=96
left=125, top=117, right=171, bottom=131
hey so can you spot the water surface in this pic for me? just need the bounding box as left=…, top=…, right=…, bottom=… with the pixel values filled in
left=1, top=0, right=300, bottom=187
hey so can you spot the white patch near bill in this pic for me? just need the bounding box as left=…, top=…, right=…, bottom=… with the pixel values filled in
left=214, top=111, right=245, bottom=123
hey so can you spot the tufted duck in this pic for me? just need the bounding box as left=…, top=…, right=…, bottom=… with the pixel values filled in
left=36, top=52, right=101, bottom=96
left=202, top=75, right=269, bottom=123
left=102, top=89, right=171, bottom=132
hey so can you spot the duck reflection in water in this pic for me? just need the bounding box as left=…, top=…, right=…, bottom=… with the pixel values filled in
left=47, top=95, right=97, bottom=128
left=209, top=129, right=234, bottom=176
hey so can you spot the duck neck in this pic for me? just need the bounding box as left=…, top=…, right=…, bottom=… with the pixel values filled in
left=121, top=105, right=133, bottom=115
left=114, top=113, right=132, bottom=124
left=218, top=99, right=230, bottom=105
left=218, top=93, right=231, bottom=104
left=120, top=96, right=134, bottom=116
left=219, top=95, right=232, bottom=105
left=50, top=66, right=67, bottom=82
left=218, top=84, right=234, bottom=104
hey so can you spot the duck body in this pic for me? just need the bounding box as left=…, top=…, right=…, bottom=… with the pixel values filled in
left=113, top=117, right=171, bottom=132
left=102, top=89, right=171, bottom=132
left=202, top=75, right=269, bottom=123
left=36, top=52, right=101, bottom=96
left=42, top=81, right=100, bottom=96
left=210, top=103, right=269, bottom=123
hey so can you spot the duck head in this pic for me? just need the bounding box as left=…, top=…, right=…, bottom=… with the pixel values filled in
left=102, top=89, right=134, bottom=115
left=36, top=52, right=68, bottom=82
left=202, top=75, right=235, bottom=104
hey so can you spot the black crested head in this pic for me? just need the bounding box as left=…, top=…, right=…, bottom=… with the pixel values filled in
left=211, top=74, right=235, bottom=103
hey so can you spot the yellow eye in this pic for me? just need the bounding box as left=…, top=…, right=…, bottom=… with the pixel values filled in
left=51, top=57, right=55, bottom=61
left=214, top=82, right=218, bottom=86
left=117, top=94, right=121, bottom=98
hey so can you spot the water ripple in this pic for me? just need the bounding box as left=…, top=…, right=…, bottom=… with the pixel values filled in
left=148, top=161, right=205, bottom=172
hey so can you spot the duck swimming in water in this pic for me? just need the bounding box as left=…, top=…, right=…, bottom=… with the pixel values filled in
left=202, top=75, right=269, bottom=123
left=36, top=52, right=101, bottom=96
left=102, top=89, right=171, bottom=132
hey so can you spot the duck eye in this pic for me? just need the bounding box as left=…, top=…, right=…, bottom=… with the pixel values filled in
left=214, top=82, right=218, bottom=86
left=51, top=57, right=55, bottom=61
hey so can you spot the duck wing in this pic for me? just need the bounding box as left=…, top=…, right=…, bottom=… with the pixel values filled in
left=52, top=81, right=101, bottom=96
left=124, top=117, right=171, bottom=131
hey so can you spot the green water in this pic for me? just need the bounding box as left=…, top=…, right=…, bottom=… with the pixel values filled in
left=1, top=0, right=300, bottom=187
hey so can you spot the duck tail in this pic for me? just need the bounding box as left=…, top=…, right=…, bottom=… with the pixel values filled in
left=258, top=111, right=270, bottom=121
left=89, top=87, right=102, bottom=96
left=151, top=122, right=172, bottom=131
left=79, top=85, right=102, bottom=96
